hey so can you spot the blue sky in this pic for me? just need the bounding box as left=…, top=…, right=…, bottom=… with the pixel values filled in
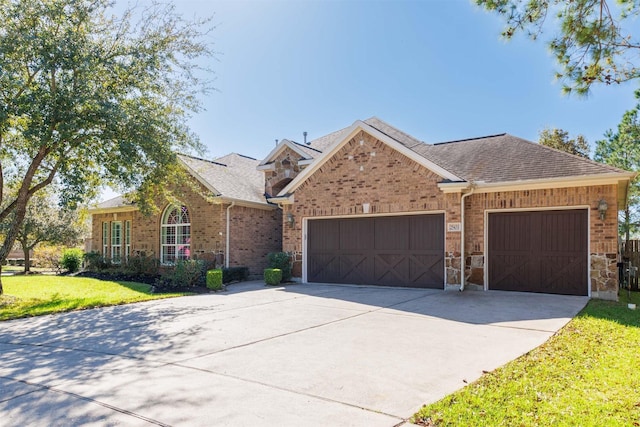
left=104, top=0, right=638, bottom=198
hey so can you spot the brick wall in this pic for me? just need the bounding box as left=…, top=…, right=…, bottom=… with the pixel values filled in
left=229, top=205, right=282, bottom=274
left=91, top=180, right=282, bottom=275
left=282, top=130, right=462, bottom=282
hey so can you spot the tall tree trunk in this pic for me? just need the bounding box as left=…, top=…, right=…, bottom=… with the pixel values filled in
left=0, top=268, right=3, bottom=294
left=23, top=245, right=30, bottom=274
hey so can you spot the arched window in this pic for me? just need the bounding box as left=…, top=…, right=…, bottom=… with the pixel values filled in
left=161, top=205, right=191, bottom=264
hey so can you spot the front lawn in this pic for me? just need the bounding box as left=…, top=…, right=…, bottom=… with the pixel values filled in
left=413, top=291, right=640, bottom=427
left=0, top=275, right=188, bottom=321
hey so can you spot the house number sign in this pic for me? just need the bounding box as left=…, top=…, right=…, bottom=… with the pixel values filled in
left=447, top=223, right=461, bottom=232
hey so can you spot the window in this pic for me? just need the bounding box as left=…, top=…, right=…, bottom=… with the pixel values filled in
left=102, top=222, right=109, bottom=257
left=125, top=220, right=131, bottom=261
left=161, top=205, right=190, bottom=264
left=111, top=221, right=122, bottom=263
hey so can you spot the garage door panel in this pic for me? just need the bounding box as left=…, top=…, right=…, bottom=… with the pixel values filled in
left=340, top=253, right=373, bottom=284
left=374, top=217, right=409, bottom=250
left=308, top=220, right=340, bottom=252
left=308, top=254, right=341, bottom=283
left=340, top=219, right=374, bottom=250
left=489, top=210, right=587, bottom=296
left=307, top=214, right=444, bottom=288
left=410, top=216, right=444, bottom=251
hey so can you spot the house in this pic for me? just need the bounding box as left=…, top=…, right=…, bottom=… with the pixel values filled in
left=259, top=117, right=633, bottom=300
left=89, top=153, right=282, bottom=275
left=90, top=117, right=633, bottom=300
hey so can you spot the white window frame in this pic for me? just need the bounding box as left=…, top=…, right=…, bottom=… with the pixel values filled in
left=111, top=221, right=122, bottom=263
left=125, top=220, right=131, bottom=261
left=102, top=222, right=109, bottom=257
left=160, top=205, right=191, bottom=265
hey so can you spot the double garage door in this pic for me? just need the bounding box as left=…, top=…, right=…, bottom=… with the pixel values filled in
left=488, top=209, right=588, bottom=296
left=307, top=209, right=588, bottom=296
left=307, top=214, right=444, bottom=288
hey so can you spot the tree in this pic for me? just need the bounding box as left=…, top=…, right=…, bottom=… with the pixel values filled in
left=538, top=128, right=591, bottom=158
left=0, top=0, right=214, bottom=294
left=476, top=0, right=640, bottom=95
left=9, top=190, right=87, bottom=273
left=594, top=96, right=640, bottom=241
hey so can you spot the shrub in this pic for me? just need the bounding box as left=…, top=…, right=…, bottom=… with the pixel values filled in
left=206, top=269, right=223, bottom=291
left=123, top=255, right=160, bottom=277
left=267, top=252, right=291, bottom=281
left=264, top=268, right=282, bottom=286
left=34, top=244, right=64, bottom=270
left=61, top=248, right=84, bottom=273
left=83, top=251, right=112, bottom=271
left=222, top=266, right=249, bottom=283
left=167, top=259, right=207, bottom=288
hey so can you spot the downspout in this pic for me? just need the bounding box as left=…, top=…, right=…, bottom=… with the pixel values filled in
left=225, top=202, right=235, bottom=268
left=459, top=184, right=475, bottom=292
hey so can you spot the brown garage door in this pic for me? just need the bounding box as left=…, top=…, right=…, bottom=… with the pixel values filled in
left=488, top=209, right=588, bottom=296
left=307, top=215, right=444, bottom=288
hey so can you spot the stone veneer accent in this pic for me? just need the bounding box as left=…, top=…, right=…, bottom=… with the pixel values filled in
left=265, top=146, right=308, bottom=197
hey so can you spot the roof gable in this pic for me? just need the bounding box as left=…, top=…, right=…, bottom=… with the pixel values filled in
left=258, top=139, right=316, bottom=168
left=276, top=120, right=462, bottom=197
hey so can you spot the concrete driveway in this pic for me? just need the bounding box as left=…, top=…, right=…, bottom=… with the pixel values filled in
left=0, top=282, right=588, bottom=426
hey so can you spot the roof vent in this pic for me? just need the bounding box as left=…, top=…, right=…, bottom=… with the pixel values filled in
left=303, top=131, right=309, bottom=145
left=275, top=139, right=278, bottom=146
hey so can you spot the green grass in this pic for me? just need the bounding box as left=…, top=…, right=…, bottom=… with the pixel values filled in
left=413, top=291, right=640, bottom=427
left=0, top=275, right=188, bottom=321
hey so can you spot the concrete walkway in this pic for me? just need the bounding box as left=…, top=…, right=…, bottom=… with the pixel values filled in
left=0, top=282, right=588, bottom=426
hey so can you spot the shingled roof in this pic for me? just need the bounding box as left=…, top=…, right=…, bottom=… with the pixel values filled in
left=299, top=117, right=630, bottom=184
left=178, top=153, right=267, bottom=205
left=93, top=152, right=269, bottom=212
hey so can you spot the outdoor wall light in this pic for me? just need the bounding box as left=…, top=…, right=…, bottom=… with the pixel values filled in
left=286, top=212, right=295, bottom=227
left=598, top=198, right=608, bottom=221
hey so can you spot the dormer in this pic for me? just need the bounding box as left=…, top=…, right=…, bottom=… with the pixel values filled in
left=257, top=139, right=318, bottom=197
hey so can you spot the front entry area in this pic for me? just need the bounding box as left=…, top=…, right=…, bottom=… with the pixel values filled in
left=488, top=209, right=589, bottom=296
left=306, top=214, right=445, bottom=288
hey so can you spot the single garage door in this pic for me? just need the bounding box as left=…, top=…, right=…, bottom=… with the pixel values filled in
left=307, top=214, right=444, bottom=288
left=488, top=209, right=588, bottom=296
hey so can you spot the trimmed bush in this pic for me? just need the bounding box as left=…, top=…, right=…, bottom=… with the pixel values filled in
left=267, top=252, right=291, bottom=282
left=222, top=266, right=249, bottom=283
left=164, top=259, right=207, bottom=288
left=83, top=251, right=112, bottom=272
left=264, top=268, right=282, bottom=286
left=61, top=248, right=84, bottom=273
left=206, top=269, right=223, bottom=291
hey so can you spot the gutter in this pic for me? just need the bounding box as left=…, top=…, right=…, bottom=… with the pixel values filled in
left=225, top=202, right=235, bottom=268
left=459, top=184, right=475, bottom=292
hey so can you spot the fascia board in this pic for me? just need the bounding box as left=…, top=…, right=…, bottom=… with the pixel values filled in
left=88, top=206, right=138, bottom=214
left=212, top=196, right=277, bottom=210
left=277, top=120, right=461, bottom=197
left=258, top=139, right=313, bottom=167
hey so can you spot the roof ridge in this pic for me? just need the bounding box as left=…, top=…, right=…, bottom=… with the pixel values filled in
left=365, top=117, right=425, bottom=148
left=178, top=153, right=227, bottom=167
left=433, top=133, right=507, bottom=145
left=292, top=141, right=322, bottom=153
